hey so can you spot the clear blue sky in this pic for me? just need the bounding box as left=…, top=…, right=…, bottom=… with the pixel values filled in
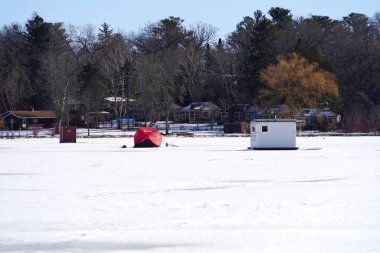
left=1, top=0, right=379, bottom=38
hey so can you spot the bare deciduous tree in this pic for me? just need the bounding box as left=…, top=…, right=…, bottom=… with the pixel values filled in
left=137, top=49, right=184, bottom=134
left=0, top=69, right=28, bottom=111
left=99, top=32, right=137, bottom=129
left=190, top=22, right=218, bottom=50
left=178, top=46, right=202, bottom=102
left=0, top=23, right=29, bottom=111
left=42, top=23, right=78, bottom=130
left=203, top=40, right=240, bottom=111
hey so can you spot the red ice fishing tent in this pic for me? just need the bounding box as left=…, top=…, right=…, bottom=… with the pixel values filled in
left=134, top=127, right=163, bottom=148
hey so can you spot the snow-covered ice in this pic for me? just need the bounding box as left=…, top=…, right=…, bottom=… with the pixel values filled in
left=0, top=136, right=379, bottom=252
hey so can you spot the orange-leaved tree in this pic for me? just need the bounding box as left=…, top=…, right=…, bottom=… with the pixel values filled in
left=258, top=52, right=340, bottom=113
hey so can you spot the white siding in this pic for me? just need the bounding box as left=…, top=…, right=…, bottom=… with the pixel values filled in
left=250, top=120, right=297, bottom=149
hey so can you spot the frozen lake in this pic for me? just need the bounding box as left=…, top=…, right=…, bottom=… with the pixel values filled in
left=0, top=136, right=380, bottom=252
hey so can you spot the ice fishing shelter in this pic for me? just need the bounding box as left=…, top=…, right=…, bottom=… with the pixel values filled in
left=60, top=126, right=76, bottom=143
left=134, top=127, right=163, bottom=148
left=250, top=119, right=298, bottom=150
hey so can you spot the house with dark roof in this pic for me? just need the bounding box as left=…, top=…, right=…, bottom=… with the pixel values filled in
left=180, top=102, right=222, bottom=123
left=315, top=110, right=339, bottom=130
left=295, top=108, right=339, bottom=130
left=295, top=108, right=321, bottom=129
left=224, top=104, right=263, bottom=122
left=0, top=110, right=56, bottom=130
left=256, top=104, right=292, bottom=119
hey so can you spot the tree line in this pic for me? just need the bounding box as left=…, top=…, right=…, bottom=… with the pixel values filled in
left=1, top=8, right=379, bottom=130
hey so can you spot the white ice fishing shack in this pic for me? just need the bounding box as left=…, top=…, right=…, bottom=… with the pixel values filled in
left=250, top=119, right=298, bottom=150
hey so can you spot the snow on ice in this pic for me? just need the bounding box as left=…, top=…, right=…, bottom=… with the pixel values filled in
left=0, top=136, right=379, bottom=252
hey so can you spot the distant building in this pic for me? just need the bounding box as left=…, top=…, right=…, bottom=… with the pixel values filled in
left=295, top=108, right=339, bottom=130
left=245, top=104, right=263, bottom=121
left=1, top=110, right=56, bottom=130
left=180, top=102, right=222, bottom=123
left=225, top=104, right=262, bottom=122
left=256, top=104, right=292, bottom=119
left=104, top=97, right=136, bottom=103
left=315, top=110, right=338, bottom=130
left=295, top=108, right=321, bottom=130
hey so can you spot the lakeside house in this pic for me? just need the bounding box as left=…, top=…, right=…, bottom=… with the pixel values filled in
left=1, top=110, right=56, bottom=130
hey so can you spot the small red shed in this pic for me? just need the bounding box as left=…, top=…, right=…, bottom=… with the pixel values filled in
left=60, top=126, right=77, bottom=143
